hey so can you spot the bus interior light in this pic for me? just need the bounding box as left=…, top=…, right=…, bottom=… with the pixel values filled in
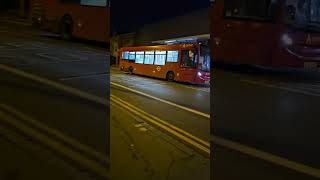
left=282, top=34, right=293, bottom=46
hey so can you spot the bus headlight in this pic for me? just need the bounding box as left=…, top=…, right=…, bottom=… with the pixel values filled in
left=197, top=72, right=202, bottom=76
left=282, top=34, right=293, bottom=46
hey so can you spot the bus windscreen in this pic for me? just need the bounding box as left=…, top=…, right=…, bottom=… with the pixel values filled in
left=224, top=0, right=277, bottom=21
left=80, top=0, right=107, bottom=7
left=285, top=0, right=320, bottom=30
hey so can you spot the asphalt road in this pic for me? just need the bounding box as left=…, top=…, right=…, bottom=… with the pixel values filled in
left=0, top=20, right=109, bottom=179
left=0, top=18, right=210, bottom=179
left=212, top=66, right=320, bottom=179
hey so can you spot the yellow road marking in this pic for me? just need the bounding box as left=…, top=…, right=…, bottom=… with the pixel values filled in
left=0, top=107, right=108, bottom=178
left=0, top=103, right=107, bottom=162
left=111, top=82, right=210, bottom=119
left=110, top=94, right=210, bottom=157
left=2, top=64, right=318, bottom=177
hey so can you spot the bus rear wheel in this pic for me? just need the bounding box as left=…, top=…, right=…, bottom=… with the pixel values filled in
left=60, top=16, right=73, bottom=40
left=128, top=66, right=133, bottom=74
left=166, top=71, right=174, bottom=82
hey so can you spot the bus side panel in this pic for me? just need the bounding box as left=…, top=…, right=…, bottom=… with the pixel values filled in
left=71, top=6, right=110, bottom=42
left=43, top=0, right=109, bottom=42
left=212, top=0, right=276, bottom=66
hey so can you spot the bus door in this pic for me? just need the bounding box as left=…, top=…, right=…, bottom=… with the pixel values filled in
left=214, top=0, right=278, bottom=65
left=179, top=49, right=198, bottom=81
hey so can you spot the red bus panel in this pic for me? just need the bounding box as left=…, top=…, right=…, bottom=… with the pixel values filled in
left=31, top=0, right=109, bottom=43
left=211, top=0, right=320, bottom=69
left=120, top=44, right=210, bottom=84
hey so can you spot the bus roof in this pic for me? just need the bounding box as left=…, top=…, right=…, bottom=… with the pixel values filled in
left=120, top=44, right=198, bottom=52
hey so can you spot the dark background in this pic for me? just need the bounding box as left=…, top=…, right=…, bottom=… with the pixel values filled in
left=110, top=0, right=209, bottom=34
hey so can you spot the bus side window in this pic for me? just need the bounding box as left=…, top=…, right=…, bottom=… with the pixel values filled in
left=181, top=50, right=197, bottom=68
left=154, top=51, right=166, bottom=65
left=135, top=51, right=144, bottom=64
left=144, top=51, right=155, bottom=65
left=122, top=51, right=129, bottom=60
left=129, top=51, right=136, bottom=61
left=167, top=51, right=179, bottom=62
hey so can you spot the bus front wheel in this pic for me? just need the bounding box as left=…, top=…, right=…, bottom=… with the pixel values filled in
left=166, top=71, right=174, bottom=82
left=60, top=16, right=73, bottom=40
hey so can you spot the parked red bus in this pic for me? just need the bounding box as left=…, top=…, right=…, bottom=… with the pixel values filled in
left=211, top=0, right=320, bottom=69
left=120, top=44, right=211, bottom=84
left=31, top=0, right=109, bottom=42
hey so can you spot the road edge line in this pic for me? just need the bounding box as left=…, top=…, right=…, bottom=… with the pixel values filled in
left=110, top=82, right=210, bottom=119
left=0, top=64, right=107, bottom=106
left=110, top=95, right=210, bottom=157
left=0, top=109, right=109, bottom=178
left=212, top=135, right=320, bottom=178
left=0, top=103, right=108, bottom=163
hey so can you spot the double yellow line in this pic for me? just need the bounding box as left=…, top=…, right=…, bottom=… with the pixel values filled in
left=110, top=94, right=210, bottom=157
left=0, top=103, right=109, bottom=178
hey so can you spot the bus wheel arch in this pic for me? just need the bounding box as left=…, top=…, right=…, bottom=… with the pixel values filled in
left=128, top=66, right=134, bottom=74
left=59, top=14, right=73, bottom=40
left=166, top=71, right=175, bottom=81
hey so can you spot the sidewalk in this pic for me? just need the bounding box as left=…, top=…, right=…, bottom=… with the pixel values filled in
left=110, top=104, right=210, bottom=180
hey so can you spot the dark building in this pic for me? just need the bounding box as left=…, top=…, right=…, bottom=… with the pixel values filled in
left=0, top=0, right=31, bottom=18
left=110, top=8, right=210, bottom=65
left=135, top=8, right=210, bottom=46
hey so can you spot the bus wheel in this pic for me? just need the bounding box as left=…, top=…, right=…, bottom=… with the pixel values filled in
left=166, top=71, right=174, bottom=82
left=60, top=16, right=73, bottom=40
left=128, top=66, right=133, bottom=74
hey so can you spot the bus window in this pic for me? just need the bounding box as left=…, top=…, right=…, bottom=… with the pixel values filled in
left=167, top=51, right=179, bottom=62
left=144, top=51, right=155, bottom=65
left=200, top=45, right=211, bottom=72
left=310, top=0, right=320, bottom=23
left=154, top=51, right=166, bottom=65
left=135, top=51, right=144, bottom=64
left=224, top=0, right=277, bottom=21
left=122, top=51, right=129, bottom=60
left=181, top=50, right=197, bottom=68
left=80, top=0, right=108, bottom=7
left=129, top=52, right=136, bottom=60
left=285, top=0, right=320, bottom=30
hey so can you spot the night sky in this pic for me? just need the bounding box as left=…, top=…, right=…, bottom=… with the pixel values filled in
left=111, top=0, right=209, bottom=34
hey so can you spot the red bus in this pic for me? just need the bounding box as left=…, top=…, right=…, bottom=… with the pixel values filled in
left=31, top=0, right=109, bottom=42
left=119, top=44, right=211, bottom=84
left=211, top=0, right=320, bottom=69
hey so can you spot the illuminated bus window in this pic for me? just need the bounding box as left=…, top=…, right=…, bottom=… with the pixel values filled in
left=144, top=51, right=155, bottom=65
left=122, top=51, right=129, bottom=60
left=135, top=51, right=144, bottom=64
left=167, top=50, right=179, bottom=62
left=129, top=52, right=136, bottom=60
left=154, top=51, right=166, bottom=65
left=181, top=50, right=197, bottom=68
left=80, top=0, right=108, bottom=7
